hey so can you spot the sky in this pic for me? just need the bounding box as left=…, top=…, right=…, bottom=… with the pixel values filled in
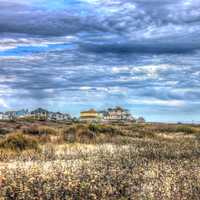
left=0, top=0, right=200, bottom=122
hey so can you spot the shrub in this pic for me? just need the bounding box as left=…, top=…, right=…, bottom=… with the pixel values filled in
left=88, top=124, right=102, bottom=133
left=63, top=125, right=95, bottom=143
left=62, top=124, right=122, bottom=144
left=131, top=124, right=196, bottom=135
left=43, top=144, right=56, bottom=160
left=23, top=126, right=57, bottom=136
left=154, top=125, right=178, bottom=133
left=176, top=125, right=195, bottom=134
left=63, top=126, right=76, bottom=143
left=22, top=126, right=40, bottom=135
left=0, top=133, right=39, bottom=151
left=196, top=133, right=200, bottom=141
left=36, top=134, right=51, bottom=144
left=136, top=130, right=157, bottom=139
left=0, top=128, right=11, bottom=135
left=88, top=124, right=121, bottom=135
left=38, top=126, right=58, bottom=135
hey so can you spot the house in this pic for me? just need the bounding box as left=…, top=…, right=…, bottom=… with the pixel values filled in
left=104, top=106, right=134, bottom=122
left=0, top=112, right=11, bottom=121
left=79, top=107, right=134, bottom=122
left=80, top=109, right=101, bottom=122
left=30, top=108, right=49, bottom=120
left=137, top=117, right=145, bottom=123
left=4, top=111, right=17, bottom=120
left=0, top=109, right=29, bottom=120
left=98, top=110, right=109, bottom=122
left=15, top=109, right=29, bottom=118
left=61, top=113, right=71, bottom=121
left=48, top=112, right=71, bottom=121
left=0, top=112, right=4, bottom=120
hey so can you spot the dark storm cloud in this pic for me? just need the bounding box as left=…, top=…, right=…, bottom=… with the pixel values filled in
left=0, top=11, right=83, bottom=36
left=80, top=40, right=200, bottom=54
left=0, top=0, right=199, bottom=39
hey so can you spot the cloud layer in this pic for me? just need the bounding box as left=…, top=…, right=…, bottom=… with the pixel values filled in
left=0, top=0, right=200, bottom=122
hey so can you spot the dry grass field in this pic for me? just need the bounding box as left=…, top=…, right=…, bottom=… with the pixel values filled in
left=0, top=121, right=200, bottom=199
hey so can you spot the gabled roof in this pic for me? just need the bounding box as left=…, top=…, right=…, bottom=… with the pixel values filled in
left=16, top=109, right=29, bottom=115
left=55, top=112, right=63, bottom=115
left=98, top=110, right=109, bottom=116
left=81, top=109, right=97, bottom=114
left=31, top=108, right=49, bottom=114
left=108, top=106, right=125, bottom=112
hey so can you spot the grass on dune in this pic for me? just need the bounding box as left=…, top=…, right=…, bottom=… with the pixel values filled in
left=0, top=122, right=200, bottom=199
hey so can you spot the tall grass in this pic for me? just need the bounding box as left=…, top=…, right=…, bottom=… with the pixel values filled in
left=1, top=122, right=200, bottom=199
left=1, top=140, right=200, bottom=199
left=0, top=133, right=39, bottom=151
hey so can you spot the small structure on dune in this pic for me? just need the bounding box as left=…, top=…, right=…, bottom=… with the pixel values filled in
left=80, top=106, right=136, bottom=123
left=30, top=108, right=49, bottom=120
left=0, top=112, right=10, bottom=121
left=104, top=106, right=134, bottom=122
left=15, top=109, right=29, bottom=119
left=0, top=110, right=29, bottom=121
left=137, top=117, right=145, bottom=123
left=48, top=112, right=71, bottom=121
left=80, top=109, right=100, bottom=122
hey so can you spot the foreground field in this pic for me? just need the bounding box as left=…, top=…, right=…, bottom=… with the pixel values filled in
left=0, top=122, right=200, bottom=199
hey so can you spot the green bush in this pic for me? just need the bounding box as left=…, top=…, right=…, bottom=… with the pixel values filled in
left=176, top=125, right=195, bottom=134
left=0, top=133, right=39, bottom=151
left=88, top=124, right=102, bottom=133
left=88, top=124, right=121, bottom=135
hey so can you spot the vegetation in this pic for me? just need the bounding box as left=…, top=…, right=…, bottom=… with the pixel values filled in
left=88, top=123, right=121, bottom=135
left=0, top=133, right=39, bottom=151
left=0, top=121, right=200, bottom=199
left=23, top=125, right=58, bottom=136
left=0, top=128, right=10, bottom=135
left=175, top=125, right=196, bottom=134
left=63, top=124, right=95, bottom=143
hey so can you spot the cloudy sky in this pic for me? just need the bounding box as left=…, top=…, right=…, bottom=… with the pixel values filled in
left=0, top=0, right=200, bottom=122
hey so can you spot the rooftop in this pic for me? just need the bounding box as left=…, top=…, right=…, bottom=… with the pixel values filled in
left=81, top=109, right=97, bottom=114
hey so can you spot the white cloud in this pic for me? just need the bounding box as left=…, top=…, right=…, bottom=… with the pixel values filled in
left=0, top=98, right=9, bottom=108
left=0, top=75, right=16, bottom=83
left=129, top=99, right=186, bottom=107
left=0, top=36, right=77, bottom=52
left=111, top=66, right=130, bottom=73
left=80, top=86, right=92, bottom=91
left=111, top=64, right=174, bottom=80
left=131, top=64, right=174, bottom=79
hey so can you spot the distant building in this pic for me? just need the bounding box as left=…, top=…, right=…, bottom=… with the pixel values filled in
left=0, top=112, right=5, bottom=120
left=80, top=109, right=100, bottom=122
left=48, top=112, right=71, bottom=121
left=98, top=110, right=109, bottom=122
left=0, top=112, right=12, bottom=121
left=31, top=108, right=49, bottom=120
left=103, top=106, right=134, bottom=122
left=137, top=117, right=145, bottom=123
left=4, top=111, right=17, bottom=120
left=15, top=109, right=29, bottom=118
left=0, top=109, right=29, bottom=120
